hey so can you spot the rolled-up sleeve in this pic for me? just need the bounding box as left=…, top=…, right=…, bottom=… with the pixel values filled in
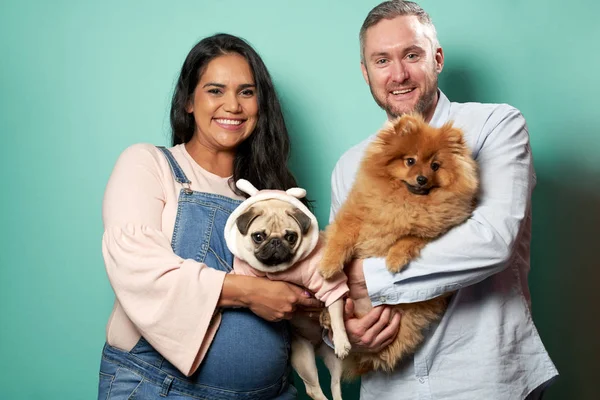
left=331, top=108, right=534, bottom=306
left=102, top=144, right=225, bottom=376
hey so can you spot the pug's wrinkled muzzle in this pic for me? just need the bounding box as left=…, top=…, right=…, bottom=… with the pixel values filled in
left=256, top=238, right=293, bottom=266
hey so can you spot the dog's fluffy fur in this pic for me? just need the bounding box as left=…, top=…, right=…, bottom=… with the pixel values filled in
left=320, top=114, right=479, bottom=378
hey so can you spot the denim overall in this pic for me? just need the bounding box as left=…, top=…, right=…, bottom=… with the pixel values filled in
left=98, top=147, right=295, bottom=400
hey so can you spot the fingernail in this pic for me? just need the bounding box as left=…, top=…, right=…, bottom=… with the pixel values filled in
left=303, top=290, right=311, bottom=297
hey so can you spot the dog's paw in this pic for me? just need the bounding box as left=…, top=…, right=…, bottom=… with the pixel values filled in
left=333, top=335, right=352, bottom=359
left=385, top=253, right=409, bottom=274
left=318, top=256, right=344, bottom=279
left=305, top=386, right=329, bottom=400
left=319, top=265, right=343, bottom=280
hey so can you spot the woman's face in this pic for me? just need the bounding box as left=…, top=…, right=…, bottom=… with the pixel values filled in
left=186, top=53, right=259, bottom=151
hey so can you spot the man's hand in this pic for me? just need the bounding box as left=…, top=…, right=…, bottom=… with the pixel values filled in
left=343, top=259, right=401, bottom=353
left=343, top=298, right=401, bottom=352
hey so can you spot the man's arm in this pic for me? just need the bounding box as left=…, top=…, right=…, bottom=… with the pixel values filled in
left=328, top=149, right=401, bottom=352
left=333, top=107, right=534, bottom=307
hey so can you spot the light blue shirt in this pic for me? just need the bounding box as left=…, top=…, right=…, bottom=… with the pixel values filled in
left=330, top=91, right=558, bottom=400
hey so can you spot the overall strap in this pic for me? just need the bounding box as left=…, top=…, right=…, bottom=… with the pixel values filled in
left=156, top=146, right=191, bottom=185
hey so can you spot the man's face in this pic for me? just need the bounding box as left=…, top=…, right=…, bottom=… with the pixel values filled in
left=361, top=15, right=444, bottom=121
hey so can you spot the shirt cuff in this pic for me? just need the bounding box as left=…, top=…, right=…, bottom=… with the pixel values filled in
left=363, top=257, right=399, bottom=306
left=363, top=257, right=462, bottom=305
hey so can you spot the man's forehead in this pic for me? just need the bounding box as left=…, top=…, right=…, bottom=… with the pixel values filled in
left=364, top=15, right=433, bottom=55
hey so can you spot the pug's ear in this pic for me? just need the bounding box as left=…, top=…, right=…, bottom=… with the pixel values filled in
left=236, top=207, right=263, bottom=235
left=286, top=209, right=312, bottom=235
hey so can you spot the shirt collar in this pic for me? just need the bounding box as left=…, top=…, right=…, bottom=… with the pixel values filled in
left=381, top=89, right=451, bottom=129
left=429, top=89, right=451, bottom=128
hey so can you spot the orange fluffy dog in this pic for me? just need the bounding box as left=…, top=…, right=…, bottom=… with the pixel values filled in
left=319, top=114, right=479, bottom=377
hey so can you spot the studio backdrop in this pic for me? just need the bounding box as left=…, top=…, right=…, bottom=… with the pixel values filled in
left=1, top=1, right=598, bottom=399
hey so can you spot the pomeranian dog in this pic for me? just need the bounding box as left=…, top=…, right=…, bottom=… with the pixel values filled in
left=319, top=113, right=479, bottom=377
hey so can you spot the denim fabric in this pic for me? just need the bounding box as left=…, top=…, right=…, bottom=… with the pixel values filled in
left=98, top=147, right=294, bottom=399
left=99, top=339, right=296, bottom=400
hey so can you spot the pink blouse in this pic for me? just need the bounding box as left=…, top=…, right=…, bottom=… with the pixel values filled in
left=102, top=143, right=244, bottom=376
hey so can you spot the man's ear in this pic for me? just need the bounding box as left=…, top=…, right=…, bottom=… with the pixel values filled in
left=236, top=207, right=263, bottom=235
left=435, top=46, right=444, bottom=74
left=361, top=62, right=370, bottom=86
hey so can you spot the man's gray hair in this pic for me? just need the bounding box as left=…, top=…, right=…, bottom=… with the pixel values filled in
left=359, top=1, right=439, bottom=62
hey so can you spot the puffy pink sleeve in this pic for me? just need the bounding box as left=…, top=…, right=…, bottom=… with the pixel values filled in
left=298, top=239, right=349, bottom=307
left=102, top=143, right=225, bottom=376
left=232, top=257, right=263, bottom=277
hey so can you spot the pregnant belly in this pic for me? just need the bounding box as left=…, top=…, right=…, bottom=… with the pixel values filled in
left=192, top=308, right=290, bottom=391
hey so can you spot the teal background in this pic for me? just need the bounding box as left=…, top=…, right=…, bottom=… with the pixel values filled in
left=1, top=0, right=598, bottom=399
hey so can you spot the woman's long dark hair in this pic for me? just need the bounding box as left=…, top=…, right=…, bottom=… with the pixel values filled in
left=170, top=33, right=310, bottom=207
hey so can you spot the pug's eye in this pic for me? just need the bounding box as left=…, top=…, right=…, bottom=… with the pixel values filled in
left=431, top=162, right=440, bottom=171
left=284, top=232, right=298, bottom=245
left=251, top=232, right=265, bottom=244
left=405, top=158, right=416, bottom=167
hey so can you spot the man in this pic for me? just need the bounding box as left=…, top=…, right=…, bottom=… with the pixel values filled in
left=331, top=1, right=558, bottom=399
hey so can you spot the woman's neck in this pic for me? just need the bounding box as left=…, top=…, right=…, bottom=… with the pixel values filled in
left=185, top=140, right=235, bottom=178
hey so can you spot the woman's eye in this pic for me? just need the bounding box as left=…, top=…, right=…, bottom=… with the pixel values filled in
left=284, top=233, right=297, bottom=244
left=240, top=89, right=255, bottom=96
left=431, top=162, right=440, bottom=171
left=207, top=88, right=222, bottom=95
left=252, top=233, right=265, bottom=243
left=405, top=158, right=416, bottom=166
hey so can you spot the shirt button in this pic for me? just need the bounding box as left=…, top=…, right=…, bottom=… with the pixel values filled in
left=418, top=378, right=425, bottom=384
left=379, top=296, right=387, bottom=302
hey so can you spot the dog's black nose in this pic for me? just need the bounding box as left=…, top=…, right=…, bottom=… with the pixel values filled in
left=416, top=176, right=428, bottom=186
left=269, top=238, right=282, bottom=247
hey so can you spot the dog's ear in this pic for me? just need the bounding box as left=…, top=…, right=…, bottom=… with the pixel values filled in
left=286, top=208, right=312, bottom=235
left=375, top=118, right=405, bottom=146
left=394, top=114, right=423, bottom=136
left=236, top=207, right=263, bottom=235
left=439, top=122, right=467, bottom=153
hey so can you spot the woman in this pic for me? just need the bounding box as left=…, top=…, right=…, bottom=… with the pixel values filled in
left=98, top=33, right=321, bottom=399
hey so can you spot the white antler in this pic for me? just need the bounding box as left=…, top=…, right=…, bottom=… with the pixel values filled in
left=286, top=187, right=306, bottom=198
left=236, top=179, right=259, bottom=196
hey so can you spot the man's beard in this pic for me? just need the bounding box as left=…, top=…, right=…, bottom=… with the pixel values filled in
left=370, top=76, right=438, bottom=119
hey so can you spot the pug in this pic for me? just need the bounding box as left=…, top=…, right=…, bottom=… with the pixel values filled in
left=224, top=180, right=350, bottom=400
left=235, top=199, right=313, bottom=272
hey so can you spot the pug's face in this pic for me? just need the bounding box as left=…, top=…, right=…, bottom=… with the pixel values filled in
left=235, top=199, right=312, bottom=273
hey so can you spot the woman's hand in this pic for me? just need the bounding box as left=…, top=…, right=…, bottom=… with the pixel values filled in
left=246, top=279, right=323, bottom=321
left=220, top=274, right=322, bottom=321
left=293, top=290, right=325, bottom=322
